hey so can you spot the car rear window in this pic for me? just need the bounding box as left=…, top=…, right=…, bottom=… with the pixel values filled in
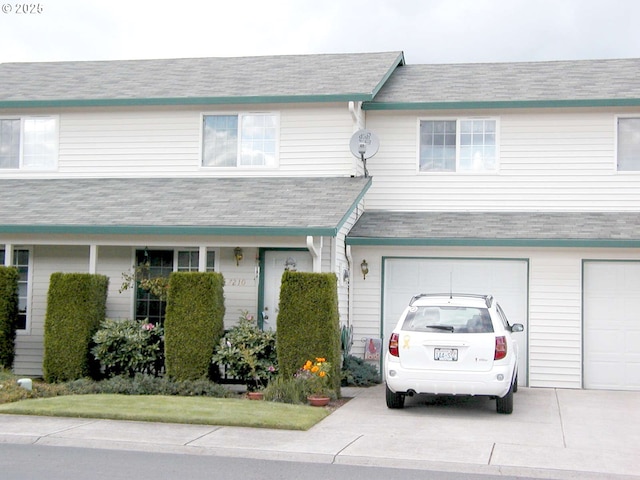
left=401, top=306, right=494, bottom=333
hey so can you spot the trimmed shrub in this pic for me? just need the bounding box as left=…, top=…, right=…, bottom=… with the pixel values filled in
left=91, top=318, right=165, bottom=378
left=0, top=267, right=19, bottom=369
left=43, top=273, right=109, bottom=382
left=276, top=272, right=341, bottom=395
left=164, top=272, right=225, bottom=381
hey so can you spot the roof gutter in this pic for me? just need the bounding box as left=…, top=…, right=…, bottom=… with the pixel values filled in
left=362, top=98, right=640, bottom=111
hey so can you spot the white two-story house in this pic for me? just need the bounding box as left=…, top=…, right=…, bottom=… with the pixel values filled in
left=1, top=52, right=639, bottom=392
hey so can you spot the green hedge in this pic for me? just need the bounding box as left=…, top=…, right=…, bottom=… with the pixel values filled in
left=43, top=273, right=109, bottom=382
left=164, top=272, right=225, bottom=381
left=0, top=267, right=19, bottom=369
left=276, top=272, right=341, bottom=394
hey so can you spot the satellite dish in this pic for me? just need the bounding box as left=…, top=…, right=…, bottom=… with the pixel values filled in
left=349, top=129, right=380, bottom=160
left=349, top=129, right=379, bottom=177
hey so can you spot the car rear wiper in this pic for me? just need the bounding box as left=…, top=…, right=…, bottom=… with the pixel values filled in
left=426, top=325, right=455, bottom=332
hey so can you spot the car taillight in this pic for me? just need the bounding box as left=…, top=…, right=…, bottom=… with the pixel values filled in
left=389, top=333, right=399, bottom=357
left=495, top=336, right=507, bottom=360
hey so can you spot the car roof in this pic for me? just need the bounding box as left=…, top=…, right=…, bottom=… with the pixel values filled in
left=409, top=293, right=494, bottom=308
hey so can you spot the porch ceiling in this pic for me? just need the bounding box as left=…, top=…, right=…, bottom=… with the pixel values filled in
left=0, top=177, right=371, bottom=237
left=346, top=211, right=640, bottom=247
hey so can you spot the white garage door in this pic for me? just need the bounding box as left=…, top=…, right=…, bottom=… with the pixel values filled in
left=383, top=258, right=529, bottom=385
left=584, top=261, right=640, bottom=391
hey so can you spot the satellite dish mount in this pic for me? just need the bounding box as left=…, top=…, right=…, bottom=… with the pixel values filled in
left=349, top=129, right=380, bottom=178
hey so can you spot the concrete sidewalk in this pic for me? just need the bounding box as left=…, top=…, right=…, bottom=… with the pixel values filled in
left=1, top=385, right=639, bottom=479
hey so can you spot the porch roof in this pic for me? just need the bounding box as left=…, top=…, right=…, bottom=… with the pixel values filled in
left=0, top=177, right=371, bottom=237
left=346, top=211, right=640, bottom=248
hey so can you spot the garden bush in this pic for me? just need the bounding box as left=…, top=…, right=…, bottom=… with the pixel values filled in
left=276, top=272, right=341, bottom=395
left=341, top=355, right=381, bottom=387
left=43, top=273, right=109, bottom=382
left=0, top=267, right=19, bottom=369
left=164, top=272, right=225, bottom=381
left=91, top=318, right=164, bottom=378
left=211, top=310, right=277, bottom=390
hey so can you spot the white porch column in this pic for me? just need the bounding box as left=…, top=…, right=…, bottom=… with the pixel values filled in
left=306, top=236, right=322, bottom=273
left=198, top=246, right=207, bottom=272
left=89, top=244, right=98, bottom=274
left=4, top=244, right=13, bottom=266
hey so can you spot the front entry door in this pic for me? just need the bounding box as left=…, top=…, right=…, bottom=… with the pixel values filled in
left=262, top=250, right=312, bottom=330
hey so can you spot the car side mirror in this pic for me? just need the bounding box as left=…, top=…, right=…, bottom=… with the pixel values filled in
left=510, top=323, right=524, bottom=333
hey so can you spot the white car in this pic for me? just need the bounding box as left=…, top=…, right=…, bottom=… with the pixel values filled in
left=384, top=293, right=524, bottom=414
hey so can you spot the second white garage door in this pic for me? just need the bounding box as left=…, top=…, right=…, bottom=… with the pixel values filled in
left=382, top=257, right=529, bottom=385
left=584, top=261, right=640, bottom=391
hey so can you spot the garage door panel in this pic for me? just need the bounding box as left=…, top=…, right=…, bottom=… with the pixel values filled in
left=584, top=261, right=640, bottom=391
left=383, top=258, right=528, bottom=385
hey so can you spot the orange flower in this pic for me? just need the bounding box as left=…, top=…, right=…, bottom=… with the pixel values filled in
left=319, top=371, right=326, bottom=377
left=311, top=365, right=320, bottom=373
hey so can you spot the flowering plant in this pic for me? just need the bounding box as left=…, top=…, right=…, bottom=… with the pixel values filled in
left=296, top=357, right=333, bottom=397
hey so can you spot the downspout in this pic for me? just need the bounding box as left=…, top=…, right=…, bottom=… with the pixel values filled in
left=306, top=235, right=322, bottom=273
left=346, top=244, right=353, bottom=329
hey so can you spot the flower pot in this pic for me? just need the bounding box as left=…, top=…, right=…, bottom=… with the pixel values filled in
left=307, top=395, right=330, bottom=407
left=247, top=391, right=264, bottom=400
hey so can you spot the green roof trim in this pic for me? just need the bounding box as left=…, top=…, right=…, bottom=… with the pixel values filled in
left=346, top=236, right=640, bottom=248
left=335, top=176, right=373, bottom=232
left=362, top=98, right=640, bottom=111
left=369, top=52, right=406, bottom=98
left=0, top=224, right=338, bottom=237
left=0, top=93, right=374, bottom=109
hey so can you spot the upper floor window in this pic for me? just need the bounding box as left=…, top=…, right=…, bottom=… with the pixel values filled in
left=419, top=118, right=497, bottom=172
left=617, top=117, right=640, bottom=171
left=202, top=113, right=278, bottom=167
left=0, top=116, right=58, bottom=170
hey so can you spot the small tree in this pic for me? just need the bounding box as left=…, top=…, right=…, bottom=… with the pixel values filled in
left=0, top=267, right=19, bottom=369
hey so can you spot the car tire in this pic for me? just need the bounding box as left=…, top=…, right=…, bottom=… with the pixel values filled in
left=496, top=382, right=514, bottom=414
left=513, top=373, right=518, bottom=393
left=385, top=384, right=405, bottom=409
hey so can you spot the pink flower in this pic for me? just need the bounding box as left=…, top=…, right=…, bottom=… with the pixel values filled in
left=142, top=323, right=154, bottom=331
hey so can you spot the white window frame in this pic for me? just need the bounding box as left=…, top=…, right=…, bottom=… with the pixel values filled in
left=1, top=246, right=33, bottom=333
left=200, top=112, right=279, bottom=169
left=416, top=117, right=500, bottom=174
left=0, top=116, right=59, bottom=171
left=615, top=115, right=640, bottom=173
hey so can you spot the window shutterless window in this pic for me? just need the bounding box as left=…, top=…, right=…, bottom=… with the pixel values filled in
left=419, top=118, right=497, bottom=172
left=617, top=117, right=640, bottom=171
left=202, top=113, right=278, bottom=167
left=0, top=117, right=58, bottom=170
left=1, top=248, right=30, bottom=330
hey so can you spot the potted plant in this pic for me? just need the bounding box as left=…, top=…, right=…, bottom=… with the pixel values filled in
left=297, top=357, right=334, bottom=406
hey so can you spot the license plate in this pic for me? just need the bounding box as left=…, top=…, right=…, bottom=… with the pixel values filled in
left=434, top=348, right=458, bottom=361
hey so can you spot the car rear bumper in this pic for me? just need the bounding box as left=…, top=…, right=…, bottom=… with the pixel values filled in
left=385, top=357, right=516, bottom=398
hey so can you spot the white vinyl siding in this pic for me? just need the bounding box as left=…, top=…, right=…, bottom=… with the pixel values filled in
left=366, top=110, right=640, bottom=211
left=349, top=245, right=640, bottom=389
left=0, top=104, right=356, bottom=178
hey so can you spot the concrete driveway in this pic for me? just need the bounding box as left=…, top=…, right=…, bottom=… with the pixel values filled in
left=0, top=384, right=638, bottom=479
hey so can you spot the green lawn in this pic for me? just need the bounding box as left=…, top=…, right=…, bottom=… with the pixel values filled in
left=0, top=394, right=330, bottom=431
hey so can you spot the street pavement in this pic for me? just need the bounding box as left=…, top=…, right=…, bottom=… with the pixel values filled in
left=0, top=384, right=638, bottom=479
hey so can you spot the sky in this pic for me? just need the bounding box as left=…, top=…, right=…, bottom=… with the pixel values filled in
left=1, top=0, right=639, bottom=65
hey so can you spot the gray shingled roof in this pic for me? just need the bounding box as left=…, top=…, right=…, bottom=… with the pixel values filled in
left=0, top=177, right=371, bottom=236
left=347, top=211, right=640, bottom=246
left=0, top=52, right=404, bottom=105
left=367, top=58, right=640, bottom=107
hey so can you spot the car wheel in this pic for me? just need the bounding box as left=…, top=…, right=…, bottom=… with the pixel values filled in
left=496, top=382, right=514, bottom=414
left=385, top=384, right=405, bottom=409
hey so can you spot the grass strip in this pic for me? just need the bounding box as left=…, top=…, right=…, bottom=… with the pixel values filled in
left=0, top=394, right=329, bottom=431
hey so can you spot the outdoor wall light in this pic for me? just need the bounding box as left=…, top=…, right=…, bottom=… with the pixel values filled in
left=360, top=259, right=369, bottom=280
left=234, top=247, right=243, bottom=266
